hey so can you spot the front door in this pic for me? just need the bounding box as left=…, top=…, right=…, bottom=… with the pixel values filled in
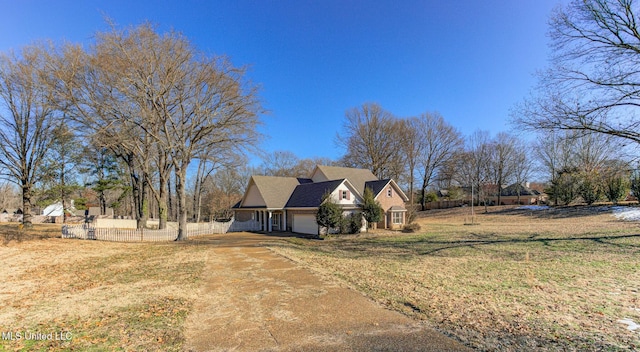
left=271, top=213, right=281, bottom=231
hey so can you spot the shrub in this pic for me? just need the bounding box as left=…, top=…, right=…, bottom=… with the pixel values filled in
left=362, top=187, right=383, bottom=232
left=604, top=175, right=629, bottom=204
left=343, top=212, right=363, bottom=234
left=402, top=223, right=421, bottom=233
left=316, top=193, right=342, bottom=235
left=424, top=192, right=438, bottom=203
left=579, top=171, right=602, bottom=205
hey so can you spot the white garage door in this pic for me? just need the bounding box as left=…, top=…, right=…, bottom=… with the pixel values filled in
left=293, top=214, right=318, bottom=235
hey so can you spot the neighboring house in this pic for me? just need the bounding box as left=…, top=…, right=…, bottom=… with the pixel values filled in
left=462, top=183, right=546, bottom=206
left=233, top=165, right=409, bottom=235
left=42, top=201, right=77, bottom=217
left=496, top=183, right=544, bottom=205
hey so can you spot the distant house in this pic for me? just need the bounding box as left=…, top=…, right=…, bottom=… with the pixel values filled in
left=461, top=183, right=546, bottom=206
left=42, top=201, right=77, bottom=217
left=233, top=165, right=409, bottom=235
left=497, top=183, right=546, bottom=205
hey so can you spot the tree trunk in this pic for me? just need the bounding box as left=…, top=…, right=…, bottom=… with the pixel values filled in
left=21, top=182, right=33, bottom=228
left=175, top=164, right=188, bottom=241
left=168, top=177, right=174, bottom=222
left=420, top=179, right=427, bottom=211
left=99, top=190, right=107, bottom=216
left=61, top=166, right=67, bottom=223
left=192, top=158, right=204, bottom=223
left=158, top=171, right=168, bottom=230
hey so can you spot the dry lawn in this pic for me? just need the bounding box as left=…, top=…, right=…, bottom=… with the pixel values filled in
left=0, top=223, right=207, bottom=351
left=270, top=206, right=640, bottom=351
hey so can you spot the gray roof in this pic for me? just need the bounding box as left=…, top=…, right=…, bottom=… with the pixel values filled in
left=314, top=165, right=377, bottom=194
left=249, top=176, right=301, bottom=208
left=365, top=179, right=391, bottom=197
left=285, top=179, right=344, bottom=208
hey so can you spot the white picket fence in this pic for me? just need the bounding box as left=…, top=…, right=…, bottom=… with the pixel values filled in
left=61, top=218, right=261, bottom=242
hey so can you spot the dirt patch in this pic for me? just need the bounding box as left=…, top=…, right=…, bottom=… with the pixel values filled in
left=183, top=233, right=470, bottom=351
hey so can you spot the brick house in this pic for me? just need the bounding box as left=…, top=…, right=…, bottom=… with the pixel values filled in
left=233, top=165, right=408, bottom=235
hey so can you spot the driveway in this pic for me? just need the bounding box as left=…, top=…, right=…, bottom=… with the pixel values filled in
left=183, top=232, right=471, bottom=351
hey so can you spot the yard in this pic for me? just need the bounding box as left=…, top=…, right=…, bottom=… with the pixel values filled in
left=0, top=223, right=206, bottom=351
left=269, top=205, right=640, bottom=351
left=1, top=206, right=639, bottom=351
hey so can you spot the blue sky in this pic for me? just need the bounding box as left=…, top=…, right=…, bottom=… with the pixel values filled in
left=0, top=0, right=563, bottom=164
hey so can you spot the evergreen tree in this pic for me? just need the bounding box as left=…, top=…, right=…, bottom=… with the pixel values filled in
left=361, top=187, right=384, bottom=232
left=315, top=192, right=342, bottom=235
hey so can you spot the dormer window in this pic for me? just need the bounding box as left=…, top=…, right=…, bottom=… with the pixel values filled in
left=387, top=188, right=393, bottom=197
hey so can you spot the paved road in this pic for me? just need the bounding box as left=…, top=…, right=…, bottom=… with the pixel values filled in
left=183, top=233, right=471, bottom=352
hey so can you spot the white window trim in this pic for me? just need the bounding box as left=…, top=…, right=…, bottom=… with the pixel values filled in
left=392, top=211, right=403, bottom=224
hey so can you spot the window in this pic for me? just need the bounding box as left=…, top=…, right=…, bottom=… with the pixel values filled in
left=387, top=188, right=393, bottom=197
left=392, top=212, right=403, bottom=224
left=341, top=190, right=350, bottom=200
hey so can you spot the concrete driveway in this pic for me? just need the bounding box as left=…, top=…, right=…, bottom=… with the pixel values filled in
left=183, top=232, right=471, bottom=351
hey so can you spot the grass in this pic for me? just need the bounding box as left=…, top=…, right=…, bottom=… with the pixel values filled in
left=0, top=223, right=207, bottom=351
left=1, top=207, right=639, bottom=351
left=269, top=206, right=640, bottom=351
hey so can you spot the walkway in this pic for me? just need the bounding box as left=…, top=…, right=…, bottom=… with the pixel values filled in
left=183, top=232, right=471, bottom=351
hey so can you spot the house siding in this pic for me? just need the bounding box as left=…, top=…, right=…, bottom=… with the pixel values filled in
left=242, top=184, right=265, bottom=207
left=375, top=185, right=406, bottom=230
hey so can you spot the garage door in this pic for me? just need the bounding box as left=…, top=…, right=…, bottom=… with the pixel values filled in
left=292, top=214, right=318, bottom=235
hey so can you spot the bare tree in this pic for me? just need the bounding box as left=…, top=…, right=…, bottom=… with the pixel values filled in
left=0, top=44, right=59, bottom=227
left=337, top=103, right=404, bottom=179
left=0, top=181, right=20, bottom=211
left=93, top=25, right=263, bottom=240
left=511, top=142, right=533, bottom=205
left=55, top=24, right=263, bottom=237
left=457, top=131, right=493, bottom=211
left=416, top=113, right=463, bottom=211
left=399, top=117, right=423, bottom=204
left=489, top=132, right=518, bottom=206
left=515, top=0, right=640, bottom=145
left=261, top=150, right=301, bottom=177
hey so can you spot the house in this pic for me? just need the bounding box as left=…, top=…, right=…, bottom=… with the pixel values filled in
left=233, top=165, right=409, bottom=235
left=42, top=200, right=77, bottom=217
left=496, top=183, right=544, bottom=205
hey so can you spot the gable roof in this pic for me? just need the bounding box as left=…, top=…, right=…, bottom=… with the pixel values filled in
left=241, top=176, right=301, bottom=208
left=311, top=165, right=377, bottom=194
left=285, top=179, right=345, bottom=208
left=365, top=179, right=392, bottom=197
left=366, top=178, right=410, bottom=202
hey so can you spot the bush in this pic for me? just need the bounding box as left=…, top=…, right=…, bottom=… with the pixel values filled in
left=604, top=175, right=629, bottom=204
left=402, top=223, right=421, bottom=233
left=339, top=212, right=362, bottom=234
left=316, top=193, right=342, bottom=235
left=579, top=172, right=602, bottom=205
left=424, top=192, right=438, bottom=203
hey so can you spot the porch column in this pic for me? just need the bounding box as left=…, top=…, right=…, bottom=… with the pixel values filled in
left=384, top=211, right=388, bottom=229
left=268, top=211, right=273, bottom=232
left=283, top=211, right=287, bottom=232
